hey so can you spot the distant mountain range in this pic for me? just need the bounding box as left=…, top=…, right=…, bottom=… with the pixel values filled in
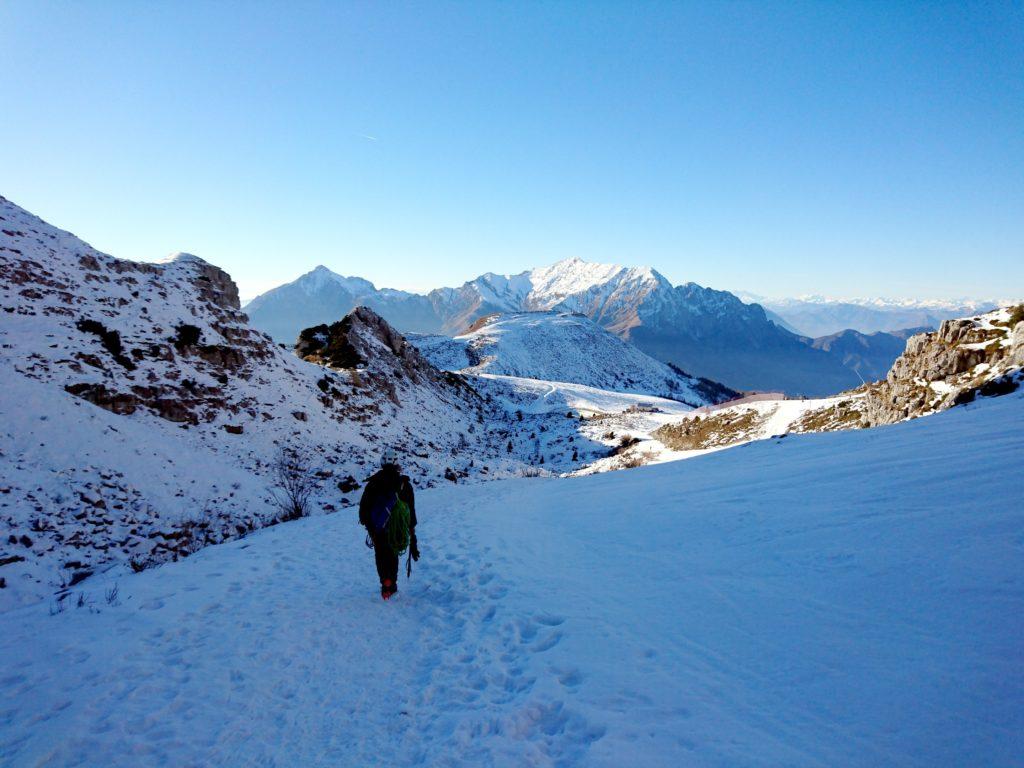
left=804, top=326, right=930, bottom=384
left=245, top=260, right=933, bottom=396
left=737, top=292, right=1001, bottom=337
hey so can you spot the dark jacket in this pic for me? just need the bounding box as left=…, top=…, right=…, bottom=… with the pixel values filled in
left=358, top=466, right=417, bottom=533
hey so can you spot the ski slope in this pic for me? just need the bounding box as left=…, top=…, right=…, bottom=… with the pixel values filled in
left=1, top=393, right=1022, bottom=766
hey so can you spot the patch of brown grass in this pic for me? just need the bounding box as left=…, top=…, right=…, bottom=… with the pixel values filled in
left=654, top=408, right=767, bottom=450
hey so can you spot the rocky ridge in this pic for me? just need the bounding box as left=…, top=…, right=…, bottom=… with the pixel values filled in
left=860, top=306, right=1024, bottom=425
left=651, top=306, right=1024, bottom=453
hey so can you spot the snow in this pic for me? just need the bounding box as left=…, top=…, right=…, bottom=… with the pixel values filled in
left=160, top=251, right=208, bottom=265
left=300, top=265, right=377, bottom=296
left=474, top=374, right=693, bottom=418
left=637, top=396, right=851, bottom=467
left=411, top=311, right=721, bottom=406
left=0, top=195, right=593, bottom=608
left=2, top=390, right=1021, bottom=766
left=528, top=258, right=635, bottom=304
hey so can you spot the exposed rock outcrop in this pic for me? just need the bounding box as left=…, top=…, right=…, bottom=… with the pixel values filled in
left=650, top=307, right=1023, bottom=456
left=861, top=309, right=1023, bottom=426
left=296, top=307, right=483, bottom=412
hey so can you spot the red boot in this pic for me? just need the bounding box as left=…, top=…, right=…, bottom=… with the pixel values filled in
left=381, top=579, right=394, bottom=600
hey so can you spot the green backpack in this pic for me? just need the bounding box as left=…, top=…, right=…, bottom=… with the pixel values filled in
left=383, top=495, right=411, bottom=555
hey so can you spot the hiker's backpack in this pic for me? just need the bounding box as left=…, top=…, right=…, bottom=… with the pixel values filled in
left=369, top=492, right=411, bottom=555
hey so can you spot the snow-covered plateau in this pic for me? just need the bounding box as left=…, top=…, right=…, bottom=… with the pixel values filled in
left=1, top=387, right=1021, bottom=766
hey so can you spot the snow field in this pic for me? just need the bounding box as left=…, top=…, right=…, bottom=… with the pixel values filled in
left=1, top=390, right=1021, bottom=766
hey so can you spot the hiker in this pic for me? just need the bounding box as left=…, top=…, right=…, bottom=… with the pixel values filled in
left=358, top=449, right=420, bottom=599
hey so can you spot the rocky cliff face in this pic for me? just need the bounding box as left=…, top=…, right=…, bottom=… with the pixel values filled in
left=861, top=308, right=1024, bottom=425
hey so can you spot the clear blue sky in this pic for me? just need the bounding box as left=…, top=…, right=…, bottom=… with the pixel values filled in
left=2, top=1, right=1021, bottom=301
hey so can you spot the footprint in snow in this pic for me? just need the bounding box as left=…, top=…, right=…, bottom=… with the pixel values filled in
left=514, top=618, right=539, bottom=642
left=555, top=667, right=583, bottom=688
left=531, top=631, right=563, bottom=653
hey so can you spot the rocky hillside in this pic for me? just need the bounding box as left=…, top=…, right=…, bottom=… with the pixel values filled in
left=294, top=307, right=484, bottom=414
left=651, top=306, right=1024, bottom=454
left=409, top=311, right=737, bottom=406
left=0, top=196, right=523, bottom=609
left=860, top=306, right=1024, bottom=426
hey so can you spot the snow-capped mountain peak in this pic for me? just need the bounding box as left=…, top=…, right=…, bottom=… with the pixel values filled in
left=524, top=258, right=667, bottom=310
left=245, top=257, right=873, bottom=393
left=295, top=265, right=377, bottom=296
left=528, top=257, right=624, bottom=300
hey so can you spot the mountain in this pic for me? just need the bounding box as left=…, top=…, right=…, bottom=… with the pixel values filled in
left=804, top=326, right=930, bottom=384
left=247, top=259, right=873, bottom=396
left=739, top=292, right=1002, bottom=337
left=409, top=311, right=738, bottom=406
left=5, top=195, right=772, bottom=608
left=0, top=196, right=532, bottom=609
left=426, top=259, right=672, bottom=337
left=242, top=265, right=441, bottom=341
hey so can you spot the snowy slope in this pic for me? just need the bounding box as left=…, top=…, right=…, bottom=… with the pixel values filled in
left=1, top=389, right=1021, bottom=766
left=648, top=394, right=860, bottom=461
left=0, top=196, right=538, bottom=609
left=410, top=311, right=737, bottom=406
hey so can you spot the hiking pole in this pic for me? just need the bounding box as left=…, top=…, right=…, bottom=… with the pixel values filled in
left=406, top=548, right=413, bottom=579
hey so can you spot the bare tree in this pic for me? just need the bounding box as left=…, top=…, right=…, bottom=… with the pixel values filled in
left=270, top=445, right=318, bottom=522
